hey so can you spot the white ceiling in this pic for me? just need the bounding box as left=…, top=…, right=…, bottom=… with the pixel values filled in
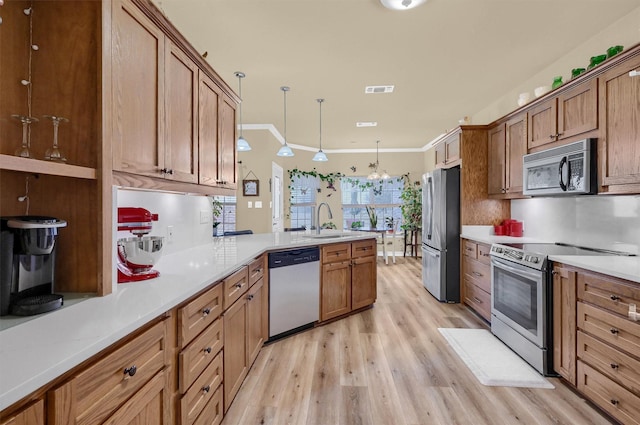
left=155, top=0, right=640, bottom=152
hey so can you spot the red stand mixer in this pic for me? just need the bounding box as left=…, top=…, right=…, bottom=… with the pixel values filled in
left=117, top=207, right=164, bottom=283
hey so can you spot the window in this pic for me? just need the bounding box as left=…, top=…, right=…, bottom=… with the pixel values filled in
left=212, top=195, right=236, bottom=236
left=340, top=177, right=404, bottom=230
left=290, top=175, right=319, bottom=230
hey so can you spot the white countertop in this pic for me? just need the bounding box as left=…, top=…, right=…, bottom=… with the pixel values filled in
left=0, top=230, right=376, bottom=411
left=461, top=225, right=640, bottom=284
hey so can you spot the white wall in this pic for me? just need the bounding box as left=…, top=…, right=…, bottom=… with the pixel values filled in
left=510, top=195, right=640, bottom=255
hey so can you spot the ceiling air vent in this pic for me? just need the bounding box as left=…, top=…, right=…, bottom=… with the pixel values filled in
left=365, top=85, right=394, bottom=94
left=356, top=122, right=377, bottom=127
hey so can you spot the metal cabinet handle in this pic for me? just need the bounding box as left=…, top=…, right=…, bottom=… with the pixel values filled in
left=472, top=272, right=483, bottom=277
left=466, top=247, right=473, bottom=252
left=124, top=366, right=137, bottom=377
left=203, top=307, right=211, bottom=316
left=203, top=385, right=210, bottom=393
left=610, top=363, right=619, bottom=369
left=481, top=253, right=490, bottom=257
left=610, top=295, right=621, bottom=301
left=610, top=399, right=619, bottom=406
left=204, top=347, right=212, bottom=354
left=235, top=283, right=243, bottom=289
left=473, top=296, right=482, bottom=304
left=160, top=168, right=173, bottom=175
left=610, top=328, right=619, bottom=335
left=247, top=294, right=254, bottom=301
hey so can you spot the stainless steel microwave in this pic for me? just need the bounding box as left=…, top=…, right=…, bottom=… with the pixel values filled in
left=522, top=139, right=596, bottom=196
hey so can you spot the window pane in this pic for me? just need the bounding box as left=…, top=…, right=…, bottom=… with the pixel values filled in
left=212, top=196, right=236, bottom=236
left=340, top=177, right=404, bottom=231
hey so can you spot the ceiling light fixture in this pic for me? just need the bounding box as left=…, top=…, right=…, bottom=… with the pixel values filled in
left=312, top=99, right=328, bottom=162
left=379, top=0, right=428, bottom=10
left=277, top=86, right=294, bottom=157
left=367, top=140, right=389, bottom=180
left=234, top=71, right=251, bottom=152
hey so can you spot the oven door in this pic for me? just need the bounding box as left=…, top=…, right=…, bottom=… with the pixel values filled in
left=490, top=257, right=545, bottom=348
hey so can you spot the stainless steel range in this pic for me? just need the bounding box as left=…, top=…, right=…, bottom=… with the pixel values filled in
left=489, top=242, right=634, bottom=376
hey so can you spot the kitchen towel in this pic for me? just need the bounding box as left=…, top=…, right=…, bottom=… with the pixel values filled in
left=438, top=328, right=554, bottom=389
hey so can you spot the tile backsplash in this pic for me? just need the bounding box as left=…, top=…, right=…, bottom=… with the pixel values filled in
left=511, top=195, right=640, bottom=255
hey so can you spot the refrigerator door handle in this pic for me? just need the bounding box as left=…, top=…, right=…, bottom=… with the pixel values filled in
left=425, top=249, right=439, bottom=258
left=427, top=177, right=434, bottom=239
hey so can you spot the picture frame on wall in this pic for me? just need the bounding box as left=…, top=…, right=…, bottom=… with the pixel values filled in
left=243, top=179, right=259, bottom=196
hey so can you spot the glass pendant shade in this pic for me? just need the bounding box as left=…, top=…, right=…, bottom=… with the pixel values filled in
left=367, top=171, right=380, bottom=180
left=234, top=71, right=251, bottom=152
left=312, top=150, right=328, bottom=162
left=237, top=136, right=251, bottom=151
left=277, top=86, right=294, bottom=157
left=381, top=171, right=390, bottom=179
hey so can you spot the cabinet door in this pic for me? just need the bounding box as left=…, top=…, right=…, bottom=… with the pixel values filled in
left=351, top=256, right=377, bottom=310
left=0, top=400, right=44, bottom=425
left=553, top=265, right=577, bottom=385
left=445, top=135, right=461, bottom=164
left=557, top=77, right=598, bottom=141
left=218, top=94, right=237, bottom=188
left=246, top=277, right=265, bottom=366
left=434, top=143, right=446, bottom=168
left=505, top=113, right=526, bottom=195
left=112, top=0, right=165, bottom=176
left=198, top=73, right=220, bottom=187
left=102, top=371, right=169, bottom=425
left=527, top=98, right=557, bottom=150
left=487, top=123, right=506, bottom=196
left=223, top=297, right=248, bottom=413
left=165, top=42, right=198, bottom=183
left=599, top=54, right=640, bottom=193
left=321, top=260, right=352, bottom=321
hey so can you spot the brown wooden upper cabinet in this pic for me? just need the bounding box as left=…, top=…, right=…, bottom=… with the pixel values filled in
left=487, top=113, right=526, bottom=198
left=527, top=78, right=598, bottom=150
left=598, top=53, right=640, bottom=194
left=112, top=0, right=237, bottom=189
left=435, top=130, right=461, bottom=168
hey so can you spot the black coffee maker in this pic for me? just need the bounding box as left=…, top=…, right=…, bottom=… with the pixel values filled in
left=0, top=216, right=67, bottom=316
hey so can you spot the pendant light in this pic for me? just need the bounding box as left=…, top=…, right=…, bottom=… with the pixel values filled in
left=312, top=98, right=328, bottom=162
left=234, top=71, right=251, bottom=151
left=277, top=86, right=294, bottom=157
left=367, top=140, right=390, bottom=180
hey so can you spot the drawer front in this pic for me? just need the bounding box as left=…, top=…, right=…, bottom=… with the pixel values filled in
left=578, top=271, right=640, bottom=317
left=248, top=256, right=265, bottom=287
left=463, top=256, right=491, bottom=293
left=179, top=283, right=223, bottom=349
left=179, top=317, right=223, bottom=393
left=181, top=351, right=223, bottom=425
left=352, top=239, right=376, bottom=258
left=578, top=361, right=640, bottom=425
left=462, top=240, right=478, bottom=259
left=223, top=266, right=249, bottom=310
left=50, top=320, right=166, bottom=425
left=477, top=243, right=491, bottom=265
left=193, top=384, right=223, bottom=425
left=578, top=331, right=640, bottom=395
left=578, top=302, right=640, bottom=356
left=322, top=242, right=351, bottom=263
left=463, top=278, right=491, bottom=322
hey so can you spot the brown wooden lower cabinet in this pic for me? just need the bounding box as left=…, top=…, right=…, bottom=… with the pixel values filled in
left=0, top=399, right=44, bottom=425
left=102, top=370, right=170, bottom=425
left=461, top=239, right=491, bottom=322
left=223, top=284, right=249, bottom=413
left=552, top=264, right=577, bottom=385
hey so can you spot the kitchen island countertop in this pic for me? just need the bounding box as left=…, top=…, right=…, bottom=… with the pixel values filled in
left=0, top=230, right=377, bottom=412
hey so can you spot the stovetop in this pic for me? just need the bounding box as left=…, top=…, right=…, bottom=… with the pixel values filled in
left=490, top=242, right=635, bottom=270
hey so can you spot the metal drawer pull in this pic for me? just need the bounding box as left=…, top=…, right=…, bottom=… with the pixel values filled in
left=203, top=307, right=211, bottom=316
left=472, top=272, right=483, bottom=277
left=473, top=297, right=482, bottom=304
left=247, top=294, right=254, bottom=301
left=610, top=328, right=619, bottom=334
left=481, top=253, right=490, bottom=257
left=610, top=363, right=619, bottom=369
left=610, top=295, right=621, bottom=301
left=204, top=347, right=212, bottom=354
left=203, top=385, right=210, bottom=393
left=610, top=399, right=619, bottom=406
left=124, top=366, right=137, bottom=377
left=235, top=283, right=243, bottom=289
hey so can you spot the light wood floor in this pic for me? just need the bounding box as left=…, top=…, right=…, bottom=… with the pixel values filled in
left=221, top=258, right=612, bottom=425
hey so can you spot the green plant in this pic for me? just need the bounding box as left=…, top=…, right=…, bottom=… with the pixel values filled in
left=365, top=206, right=377, bottom=228
left=399, top=175, right=422, bottom=231
left=321, top=221, right=337, bottom=230
left=351, top=221, right=363, bottom=229
left=211, top=197, right=223, bottom=226
left=385, top=216, right=395, bottom=230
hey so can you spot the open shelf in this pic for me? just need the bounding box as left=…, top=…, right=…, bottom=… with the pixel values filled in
left=0, top=154, right=97, bottom=180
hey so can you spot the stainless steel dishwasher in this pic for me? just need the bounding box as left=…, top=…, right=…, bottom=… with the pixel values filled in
left=268, top=246, right=320, bottom=340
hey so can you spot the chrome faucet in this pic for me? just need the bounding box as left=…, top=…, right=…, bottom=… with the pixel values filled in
left=316, top=202, right=333, bottom=234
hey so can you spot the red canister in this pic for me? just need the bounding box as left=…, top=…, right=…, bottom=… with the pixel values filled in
left=494, top=225, right=506, bottom=235
left=509, top=221, right=523, bottom=237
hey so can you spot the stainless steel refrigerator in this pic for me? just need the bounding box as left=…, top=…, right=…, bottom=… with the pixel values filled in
left=421, top=167, right=460, bottom=303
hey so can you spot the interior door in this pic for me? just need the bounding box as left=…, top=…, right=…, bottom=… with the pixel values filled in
left=271, top=162, right=284, bottom=232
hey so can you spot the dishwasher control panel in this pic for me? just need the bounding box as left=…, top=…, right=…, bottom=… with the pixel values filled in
left=268, top=247, right=320, bottom=268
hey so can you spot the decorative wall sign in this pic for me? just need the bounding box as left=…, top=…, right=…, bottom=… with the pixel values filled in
left=243, top=179, right=259, bottom=196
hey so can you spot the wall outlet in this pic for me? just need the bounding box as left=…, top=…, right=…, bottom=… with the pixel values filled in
left=167, top=225, right=174, bottom=242
left=255, top=201, right=263, bottom=208
left=248, top=201, right=253, bottom=208
left=200, top=210, right=210, bottom=224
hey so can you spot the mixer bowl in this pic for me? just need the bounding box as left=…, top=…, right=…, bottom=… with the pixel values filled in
left=117, top=236, right=164, bottom=273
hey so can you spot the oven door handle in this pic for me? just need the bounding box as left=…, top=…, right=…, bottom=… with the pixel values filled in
left=491, top=257, right=543, bottom=281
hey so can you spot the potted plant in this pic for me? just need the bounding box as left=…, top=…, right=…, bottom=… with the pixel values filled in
left=211, top=197, right=223, bottom=235
left=365, top=206, right=377, bottom=229
left=400, top=177, right=422, bottom=232
left=351, top=221, right=363, bottom=230
left=385, top=216, right=395, bottom=233
left=321, top=221, right=337, bottom=230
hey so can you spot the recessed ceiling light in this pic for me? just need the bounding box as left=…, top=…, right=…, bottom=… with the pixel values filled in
left=356, top=122, right=378, bottom=127
left=365, top=85, right=394, bottom=94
